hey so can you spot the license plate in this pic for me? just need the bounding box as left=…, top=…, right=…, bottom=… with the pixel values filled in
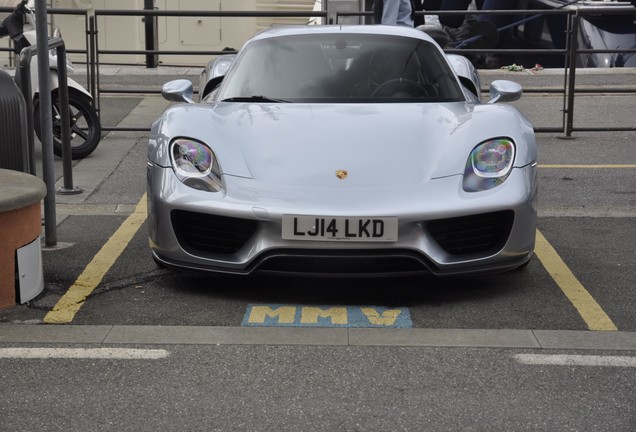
left=282, top=215, right=398, bottom=242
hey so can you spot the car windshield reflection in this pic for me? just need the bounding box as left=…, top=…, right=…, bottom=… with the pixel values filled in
left=217, top=34, right=465, bottom=103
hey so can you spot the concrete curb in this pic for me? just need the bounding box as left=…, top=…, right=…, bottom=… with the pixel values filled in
left=1, top=324, right=635, bottom=350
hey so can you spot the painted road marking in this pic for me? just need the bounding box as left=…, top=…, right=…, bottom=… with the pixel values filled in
left=535, top=229, right=617, bottom=331
left=515, top=354, right=636, bottom=367
left=538, top=164, right=636, bottom=169
left=242, top=304, right=412, bottom=328
left=0, top=347, right=169, bottom=359
left=43, top=194, right=148, bottom=324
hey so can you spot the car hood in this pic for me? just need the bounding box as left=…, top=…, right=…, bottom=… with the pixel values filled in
left=154, top=102, right=531, bottom=188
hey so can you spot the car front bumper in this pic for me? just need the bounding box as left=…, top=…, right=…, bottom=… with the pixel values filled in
left=147, top=163, right=538, bottom=276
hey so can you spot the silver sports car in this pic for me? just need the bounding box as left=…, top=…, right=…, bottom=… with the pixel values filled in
left=147, top=24, right=538, bottom=277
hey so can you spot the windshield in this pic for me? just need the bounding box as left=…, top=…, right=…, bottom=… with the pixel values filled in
left=217, top=33, right=464, bottom=103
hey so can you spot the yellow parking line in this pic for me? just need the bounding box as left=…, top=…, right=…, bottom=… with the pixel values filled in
left=538, top=164, right=636, bottom=169
left=534, top=229, right=617, bottom=331
left=44, top=194, right=148, bottom=324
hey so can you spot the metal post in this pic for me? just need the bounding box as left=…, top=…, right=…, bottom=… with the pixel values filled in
left=53, top=39, right=81, bottom=196
left=564, top=11, right=580, bottom=137
left=34, top=0, right=57, bottom=246
left=88, top=16, right=97, bottom=110
left=144, top=0, right=158, bottom=68
left=92, top=15, right=102, bottom=115
left=83, top=11, right=92, bottom=104
left=18, top=47, right=36, bottom=176
left=560, top=9, right=572, bottom=135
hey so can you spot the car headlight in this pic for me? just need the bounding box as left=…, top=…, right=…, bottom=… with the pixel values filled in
left=463, top=138, right=515, bottom=192
left=170, top=138, right=223, bottom=192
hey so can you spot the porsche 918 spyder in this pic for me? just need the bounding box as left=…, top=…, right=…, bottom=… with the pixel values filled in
left=147, top=24, right=538, bottom=277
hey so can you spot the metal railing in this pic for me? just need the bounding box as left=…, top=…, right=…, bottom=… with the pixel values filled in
left=2, top=6, right=635, bottom=135
left=90, top=9, right=330, bottom=130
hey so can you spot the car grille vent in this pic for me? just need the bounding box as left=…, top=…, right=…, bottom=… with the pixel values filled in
left=255, top=249, right=434, bottom=275
left=427, top=210, right=514, bottom=255
left=171, top=210, right=257, bottom=255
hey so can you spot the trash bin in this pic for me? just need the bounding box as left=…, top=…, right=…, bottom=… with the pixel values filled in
left=0, top=69, right=29, bottom=173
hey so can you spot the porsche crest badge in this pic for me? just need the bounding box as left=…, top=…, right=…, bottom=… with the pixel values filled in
left=336, top=170, right=348, bottom=180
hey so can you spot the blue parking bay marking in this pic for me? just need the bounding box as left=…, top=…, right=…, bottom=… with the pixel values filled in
left=242, top=304, right=412, bottom=328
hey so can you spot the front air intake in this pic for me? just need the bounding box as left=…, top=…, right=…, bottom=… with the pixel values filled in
left=427, top=211, right=514, bottom=255
left=171, top=210, right=257, bottom=255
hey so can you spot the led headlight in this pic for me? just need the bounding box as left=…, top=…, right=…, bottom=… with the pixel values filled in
left=170, top=138, right=223, bottom=192
left=463, top=138, right=515, bottom=192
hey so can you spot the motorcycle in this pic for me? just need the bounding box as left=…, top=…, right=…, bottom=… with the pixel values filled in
left=0, top=0, right=101, bottom=159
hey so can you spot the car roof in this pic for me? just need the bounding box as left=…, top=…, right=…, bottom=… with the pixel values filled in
left=249, top=24, right=437, bottom=45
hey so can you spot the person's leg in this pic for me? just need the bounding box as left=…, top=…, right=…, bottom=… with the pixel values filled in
left=412, top=0, right=425, bottom=27
left=479, top=0, right=523, bottom=28
left=477, top=0, right=522, bottom=47
left=546, top=14, right=567, bottom=49
left=423, top=0, right=442, bottom=11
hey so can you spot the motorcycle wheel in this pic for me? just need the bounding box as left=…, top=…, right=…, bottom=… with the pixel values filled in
left=34, top=89, right=102, bottom=160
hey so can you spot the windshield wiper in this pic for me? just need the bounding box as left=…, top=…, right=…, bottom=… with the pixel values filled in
left=221, top=95, right=290, bottom=103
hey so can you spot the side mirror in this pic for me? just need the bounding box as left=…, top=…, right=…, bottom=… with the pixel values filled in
left=161, top=79, right=195, bottom=104
left=488, top=80, right=522, bottom=104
